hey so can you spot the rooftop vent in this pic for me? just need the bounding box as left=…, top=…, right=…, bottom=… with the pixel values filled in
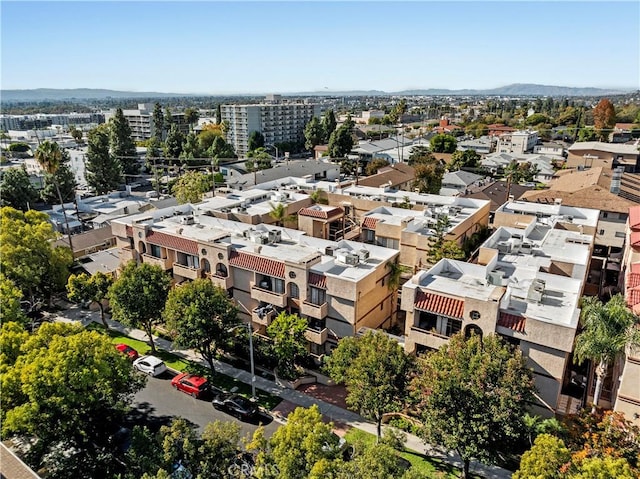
left=180, top=215, right=195, bottom=225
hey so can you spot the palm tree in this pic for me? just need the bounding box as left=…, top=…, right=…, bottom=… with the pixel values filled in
left=35, top=141, right=74, bottom=254
left=387, top=260, right=409, bottom=326
left=268, top=202, right=295, bottom=227
left=573, top=294, right=640, bottom=412
left=309, top=188, right=327, bottom=205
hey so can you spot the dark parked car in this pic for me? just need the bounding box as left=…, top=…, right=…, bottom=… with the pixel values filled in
left=212, top=393, right=259, bottom=420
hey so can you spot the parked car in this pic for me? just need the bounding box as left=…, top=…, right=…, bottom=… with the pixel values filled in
left=115, top=343, right=139, bottom=361
left=171, top=373, right=210, bottom=398
left=212, top=393, right=259, bottom=420
left=133, top=355, right=167, bottom=376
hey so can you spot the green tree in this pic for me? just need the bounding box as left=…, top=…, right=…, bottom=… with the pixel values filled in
left=267, top=312, right=308, bottom=380
left=40, top=156, right=76, bottom=204
left=321, top=109, right=337, bottom=142
left=164, top=123, right=186, bottom=159
left=124, top=426, right=164, bottom=479
left=208, top=135, right=236, bottom=160
left=572, top=456, right=636, bottom=479
left=163, top=279, right=239, bottom=373
left=164, top=106, right=174, bottom=126
left=66, top=272, right=113, bottom=329
left=578, top=127, right=598, bottom=142
left=328, top=122, right=354, bottom=158
left=198, top=420, right=242, bottom=478
left=412, top=158, right=444, bottom=194
left=108, top=261, right=172, bottom=353
left=248, top=405, right=340, bottom=479
left=248, top=130, right=265, bottom=152
left=34, top=141, right=74, bottom=246
left=337, top=442, right=409, bottom=479
left=0, top=274, right=27, bottom=327
left=69, top=125, right=83, bottom=143
left=505, top=160, right=538, bottom=184
left=407, top=145, right=433, bottom=165
left=573, top=294, right=640, bottom=412
left=183, top=107, right=200, bottom=131
left=109, top=107, right=138, bottom=175
left=198, top=124, right=224, bottom=151
left=514, top=434, right=571, bottom=479
left=0, top=207, right=72, bottom=306
left=1, top=323, right=145, bottom=477
left=86, top=124, right=122, bottom=194
left=0, top=166, right=38, bottom=211
left=365, top=158, right=390, bottom=176
left=247, top=147, right=273, bottom=169
left=0, top=321, right=29, bottom=371
left=180, top=132, right=202, bottom=162
left=387, top=261, right=410, bottom=324
left=411, top=333, right=535, bottom=479
left=325, top=330, right=413, bottom=440
left=171, top=170, right=210, bottom=204
left=152, top=102, right=165, bottom=141
left=448, top=149, right=480, bottom=171
left=215, top=104, right=222, bottom=124
left=268, top=201, right=295, bottom=227
left=430, top=134, right=457, bottom=153
left=304, top=117, right=324, bottom=150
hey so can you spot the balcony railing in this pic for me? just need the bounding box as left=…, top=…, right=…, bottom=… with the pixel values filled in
left=207, top=273, right=232, bottom=290
left=250, top=283, right=287, bottom=308
left=300, top=300, right=328, bottom=320
left=304, top=324, right=328, bottom=345
left=252, top=306, right=276, bottom=327
left=142, top=254, right=172, bottom=270
left=173, top=263, right=203, bottom=280
left=409, top=326, right=451, bottom=349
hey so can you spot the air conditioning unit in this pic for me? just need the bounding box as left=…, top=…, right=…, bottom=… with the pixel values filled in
left=487, top=270, right=505, bottom=286
left=496, top=241, right=511, bottom=253
left=345, top=253, right=360, bottom=265
left=358, top=249, right=370, bottom=261
left=325, top=246, right=336, bottom=256
left=268, top=230, right=281, bottom=243
left=180, top=216, right=195, bottom=225
left=251, top=234, right=269, bottom=245
left=520, top=243, right=533, bottom=253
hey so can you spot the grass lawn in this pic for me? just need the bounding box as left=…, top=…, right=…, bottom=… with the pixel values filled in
left=88, top=324, right=281, bottom=410
left=344, top=428, right=472, bottom=479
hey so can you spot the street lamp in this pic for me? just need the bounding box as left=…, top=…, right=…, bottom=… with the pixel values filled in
left=264, top=143, right=278, bottom=163
left=229, top=322, right=256, bottom=399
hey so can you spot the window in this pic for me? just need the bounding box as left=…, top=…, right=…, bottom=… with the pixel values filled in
left=615, top=231, right=626, bottom=238
left=598, top=229, right=605, bottom=235
left=309, top=286, right=326, bottom=305
left=363, top=229, right=375, bottom=244
left=150, top=244, right=162, bottom=258
left=290, top=283, right=299, bottom=299
left=602, top=212, right=608, bottom=218
left=273, top=278, right=285, bottom=294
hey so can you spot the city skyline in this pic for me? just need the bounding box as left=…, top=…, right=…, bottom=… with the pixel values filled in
left=1, top=1, right=639, bottom=94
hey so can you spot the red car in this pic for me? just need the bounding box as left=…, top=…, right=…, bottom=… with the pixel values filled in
left=115, top=343, right=139, bottom=361
left=171, top=373, right=210, bottom=398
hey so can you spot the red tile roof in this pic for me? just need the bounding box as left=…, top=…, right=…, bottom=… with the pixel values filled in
left=630, top=206, right=640, bottom=230
left=631, top=231, right=640, bottom=248
left=414, top=291, right=464, bottom=318
left=627, top=273, right=640, bottom=289
left=146, top=231, right=198, bottom=255
left=362, top=217, right=379, bottom=229
left=498, top=312, right=526, bottom=333
left=308, top=272, right=327, bottom=289
left=627, top=289, right=640, bottom=309
left=298, top=206, right=342, bottom=219
left=229, top=250, right=285, bottom=278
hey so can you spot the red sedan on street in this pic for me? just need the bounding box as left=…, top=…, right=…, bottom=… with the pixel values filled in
left=171, top=373, right=210, bottom=398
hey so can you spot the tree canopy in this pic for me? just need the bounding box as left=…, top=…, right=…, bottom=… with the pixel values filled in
left=109, top=108, right=138, bottom=175
left=304, top=117, right=324, bottom=151
left=0, top=274, right=27, bottom=327
left=66, top=272, right=113, bottom=329
left=266, top=312, right=308, bottom=380
left=108, top=261, right=172, bottom=352
left=86, top=124, right=122, bottom=194
left=248, top=130, right=265, bottom=152
left=0, top=166, right=38, bottom=211
left=163, top=279, right=239, bottom=372
left=410, top=333, right=535, bottom=479
left=429, top=134, right=457, bottom=153
left=325, top=330, right=414, bottom=440
left=171, top=170, right=210, bottom=204
left=328, top=120, right=354, bottom=158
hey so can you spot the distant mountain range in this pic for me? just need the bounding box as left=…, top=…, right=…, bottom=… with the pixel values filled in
left=1, top=84, right=633, bottom=101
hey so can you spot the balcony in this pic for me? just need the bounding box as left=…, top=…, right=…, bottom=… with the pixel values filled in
left=300, top=300, right=328, bottom=320
left=142, top=254, right=172, bottom=270
left=250, top=283, right=287, bottom=308
left=409, top=326, right=451, bottom=350
left=252, top=306, right=277, bottom=327
left=173, top=263, right=203, bottom=280
left=304, top=324, right=328, bottom=345
left=207, top=273, right=232, bottom=290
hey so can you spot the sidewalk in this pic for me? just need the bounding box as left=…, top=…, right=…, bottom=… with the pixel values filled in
left=57, top=305, right=512, bottom=479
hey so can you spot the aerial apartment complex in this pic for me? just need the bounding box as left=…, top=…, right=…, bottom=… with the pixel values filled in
left=402, top=200, right=600, bottom=416
left=110, top=200, right=398, bottom=359
left=105, top=104, right=189, bottom=142
left=221, top=95, right=322, bottom=156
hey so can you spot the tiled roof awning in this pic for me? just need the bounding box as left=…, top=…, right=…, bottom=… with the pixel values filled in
left=146, top=231, right=198, bottom=255
left=627, top=273, right=640, bottom=289
left=629, top=205, right=640, bottom=230
left=362, top=217, right=379, bottom=229
left=631, top=231, right=640, bottom=248
left=498, top=312, right=526, bottom=333
left=298, top=206, right=342, bottom=219
left=229, top=251, right=285, bottom=278
left=414, top=291, right=464, bottom=318
left=308, top=272, right=327, bottom=289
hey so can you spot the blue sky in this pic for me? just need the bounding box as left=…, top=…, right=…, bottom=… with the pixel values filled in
left=2, top=1, right=639, bottom=93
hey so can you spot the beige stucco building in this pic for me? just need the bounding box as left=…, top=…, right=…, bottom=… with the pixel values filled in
left=111, top=201, right=399, bottom=359
left=402, top=200, right=600, bottom=416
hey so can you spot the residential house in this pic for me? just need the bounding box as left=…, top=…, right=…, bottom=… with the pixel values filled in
left=357, top=163, right=416, bottom=190
left=496, top=130, right=539, bottom=155
left=439, top=170, right=486, bottom=197
left=566, top=141, right=640, bottom=172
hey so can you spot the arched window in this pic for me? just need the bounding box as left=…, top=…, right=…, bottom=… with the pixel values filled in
left=465, top=324, right=483, bottom=340
left=138, top=241, right=147, bottom=255
left=215, top=263, right=228, bottom=278
left=290, top=282, right=299, bottom=299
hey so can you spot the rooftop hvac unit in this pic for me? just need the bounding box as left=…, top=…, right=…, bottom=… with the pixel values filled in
left=345, top=253, right=360, bottom=266
left=449, top=206, right=461, bottom=216
left=520, top=243, right=533, bottom=253
left=180, top=215, right=195, bottom=225
left=325, top=246, right=336, bottom=256
left=251, top=233, right=269, bottom=245
left=358, top=249, right=370, bottom=261
left=496, top=241, right=512, bottom=253
left=268, top=230, right=281, bottom=243
left=532, top=279, right=546, bottom=292
left=487, top=270, right=505, bottom=286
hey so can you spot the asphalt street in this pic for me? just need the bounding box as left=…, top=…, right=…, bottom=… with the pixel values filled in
left=131, top=370, right=281, bottom=440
